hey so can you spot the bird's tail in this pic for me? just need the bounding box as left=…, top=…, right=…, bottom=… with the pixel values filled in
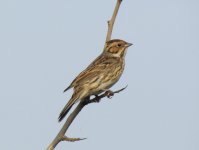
left=58, top=93, right=79, bottom=122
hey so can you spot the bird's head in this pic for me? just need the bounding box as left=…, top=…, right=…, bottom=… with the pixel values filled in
left=104, top=39, right=132, bottom=58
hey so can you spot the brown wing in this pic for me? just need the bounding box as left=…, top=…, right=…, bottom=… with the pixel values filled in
left=64, top=54, right=119, bottom=92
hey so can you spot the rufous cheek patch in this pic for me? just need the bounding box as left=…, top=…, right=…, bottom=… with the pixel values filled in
left=109, top=47, right=119, bottom=53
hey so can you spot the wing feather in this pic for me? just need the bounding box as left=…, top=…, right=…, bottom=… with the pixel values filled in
left=64, top=54, right=120, bottom=91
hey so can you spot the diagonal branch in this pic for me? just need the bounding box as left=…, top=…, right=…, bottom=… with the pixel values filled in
left=46, top=87, right=127, bottom=150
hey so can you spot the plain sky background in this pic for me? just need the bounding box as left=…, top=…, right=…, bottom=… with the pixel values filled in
left=0, top=0, right=198, bottom=150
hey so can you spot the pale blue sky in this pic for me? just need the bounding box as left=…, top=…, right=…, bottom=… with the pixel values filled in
left=0, top=0, right=199, bottom=150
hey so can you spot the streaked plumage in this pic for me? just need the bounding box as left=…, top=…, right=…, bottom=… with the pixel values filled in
left=58, top=39, right=132, bottom=122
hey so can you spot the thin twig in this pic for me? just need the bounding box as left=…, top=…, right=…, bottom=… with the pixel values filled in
left=105, top=0, right=123, bottom=43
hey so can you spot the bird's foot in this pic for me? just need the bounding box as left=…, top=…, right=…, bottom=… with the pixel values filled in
left=105, top=90, right=114, bottom=99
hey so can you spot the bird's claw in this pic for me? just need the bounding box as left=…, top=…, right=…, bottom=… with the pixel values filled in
left=105, top=90, right=114, bottom=99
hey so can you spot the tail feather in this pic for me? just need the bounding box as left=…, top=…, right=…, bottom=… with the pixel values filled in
left=58, top=95, right=78, bottom=122
left=63, top=85, right=71, bottom=93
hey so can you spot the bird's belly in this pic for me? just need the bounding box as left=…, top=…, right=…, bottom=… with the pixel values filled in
left=90, top=78, right=118, bottom=96
left=98, top=79, right=116, bottom=90
left=85, top=67, right=123, bottom=96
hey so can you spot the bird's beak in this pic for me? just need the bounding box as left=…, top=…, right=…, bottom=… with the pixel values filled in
left=125, top=42, right=133, bottom=47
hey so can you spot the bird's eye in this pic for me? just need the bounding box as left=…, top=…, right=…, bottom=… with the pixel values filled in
left=117, top=44, right=122, bottom=47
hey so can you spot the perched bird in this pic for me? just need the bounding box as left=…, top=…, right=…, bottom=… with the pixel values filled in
left=58, top=39, right=132, bottom=122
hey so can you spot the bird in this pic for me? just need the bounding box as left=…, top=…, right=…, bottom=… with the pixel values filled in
left=58, top=39, right=132, bottom=122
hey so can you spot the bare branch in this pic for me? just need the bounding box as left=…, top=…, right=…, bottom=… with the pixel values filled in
left=105, top=0, right=123, bottom=43
left=46, top=87, right=126, bottom=150
left=46, top=98, right=87, bottom=150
